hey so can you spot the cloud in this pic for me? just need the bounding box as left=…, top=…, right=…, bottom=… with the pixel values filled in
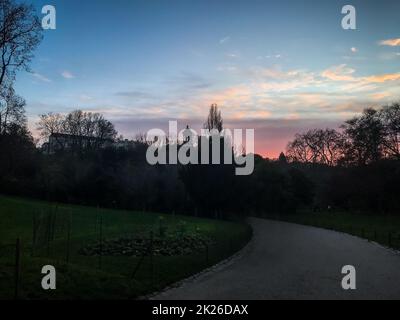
left=369, top=92, right=390, bottom=100
left=79, top=94, right=94, bottom=102
left=202, top=85, right=252, bottom=109
left=363, top=73, right=400, bottom=83
left=261, top=54, right=283, bottom=59
left=61, top=71, right=75, bottom=79
left=378, top=52, right=400, bottom=60
left=321, top=64, right=400, bottom=93
left=32, top=72, right=51, bottom=83
left=217, top=64, right=238, bottom=72
left=379, top=38, right=400, bottom=47
left=219, top=36, right=230, bottom=44
left=115, top=91, right=155, bottom=99
left=226, top=53, right=239, bottom=58
left=166, top=71, right=212, bottom=90
left=29, top=63, right=400, bottom=150
left=321, top=64, right=356, bottom=81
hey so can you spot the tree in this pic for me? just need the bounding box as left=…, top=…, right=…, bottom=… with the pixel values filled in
left=380, top=103, right=400, bottom=159
left=37, top=110, right=118, bottom=151
left=204, top=103, right=223, bottom=132
left=37, top=112, right=65, bottom=145
left=0, top=0, right=43, bottom=88
left=0, top=97, right=35, bottom=196
left=0, top=84, right=25, bottom=134
left=63, top=110, right=117, bottom=149
left=341, top=108, right=385, bottom=165
left=180, top=104, right=235, bottom=217
left=286, top=129, right=344, bottom=166
left=278, top=152, right=287, bottom=164
left=286, top=133, right=313, bottom=163
left=288, top=168, right=315, bottom=207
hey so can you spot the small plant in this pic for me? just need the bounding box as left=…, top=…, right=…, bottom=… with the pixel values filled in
left=158, top=216, right=167, bottom=238
left=177, top=220, right=187, bottom=238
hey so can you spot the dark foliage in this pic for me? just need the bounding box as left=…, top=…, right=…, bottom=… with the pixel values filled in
left=2, top=100, right=400, bottom=217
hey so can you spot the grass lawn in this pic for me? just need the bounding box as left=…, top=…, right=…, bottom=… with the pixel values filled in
left=0, top=195, right=251, bottom=300
left=266, top=211, right=400, bottom=249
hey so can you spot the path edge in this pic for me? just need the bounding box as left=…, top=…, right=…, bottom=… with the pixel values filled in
left=140, top=224, right=254, bottom=300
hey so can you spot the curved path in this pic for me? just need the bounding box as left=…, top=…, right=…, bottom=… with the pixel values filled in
left=154, top=218, right=400, bottom=300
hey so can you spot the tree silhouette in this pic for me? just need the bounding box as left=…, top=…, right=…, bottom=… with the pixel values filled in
left=341, top=108, right=385, bottom=165
left=204, top=104, right=223, bottom=132
left=380, top=103, right=400, bottom=159
left=0, top=84, right=26, bottom=134
left=0, top=0, right=43, bottom=87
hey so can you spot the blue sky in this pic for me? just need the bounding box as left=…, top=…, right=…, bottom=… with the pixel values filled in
left=16, top=0, right=400, bottom=156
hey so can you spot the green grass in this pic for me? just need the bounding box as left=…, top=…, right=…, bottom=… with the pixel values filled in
left=265, top=211, right=400, bottom=249
left=0, top=195, right=252, bottom=300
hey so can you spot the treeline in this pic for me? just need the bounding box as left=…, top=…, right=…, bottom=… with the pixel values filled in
left=1, top=102, right=400, bottom=217
left=0, top=103, right=316, bottom=218
left=38, top=110, right=118, bottom=152
left=287, top=104, right=400, bottom=165
left=286, top=103, right=400, bottom=214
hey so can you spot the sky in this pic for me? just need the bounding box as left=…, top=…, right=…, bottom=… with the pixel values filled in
left=15, top=0, right=400, bottom=157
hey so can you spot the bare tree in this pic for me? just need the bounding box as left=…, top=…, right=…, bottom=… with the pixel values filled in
left=286, top=129, right=344, bottom=166
left=204, top=103, right=223, bottom=132
left=64, top=110, right=117, bottom=148
left=37, top=112, right=65, bottom=149
left=37, top=110, right=117, bottom=151
left=0, top=84, right=25, bottom=133
left=341, top=108, right=385, bottom=165
left=0, top=0, right=43, bottom=87
left=380, top=103, right=400, bottom=159
left=37, top=112, right=64, bottom=138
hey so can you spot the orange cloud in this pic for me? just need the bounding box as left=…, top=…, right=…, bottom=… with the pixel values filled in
left=363, top=73, right=400, bottom=83
left=321, top=64, right=356, bottom=81
left=379, top=38, right=400, bottom=47
left=204, top=86, right=251, bottom=106
left=370, top=92, right=390, bottom=100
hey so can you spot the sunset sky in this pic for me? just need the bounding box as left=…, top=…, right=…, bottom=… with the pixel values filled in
left=17, top=0, right=400, bottom=157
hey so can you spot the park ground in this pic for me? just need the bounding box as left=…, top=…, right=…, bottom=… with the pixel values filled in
left=2, top=194, right=400, bottom=300
left=0, top=195, right=251, bottom=299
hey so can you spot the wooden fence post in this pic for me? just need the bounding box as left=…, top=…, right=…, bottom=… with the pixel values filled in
left=150, top=231, right=154, bottom=286
left=14, top=238, right=20, bottom=300
left=66, top=212, right=71, bottom=265
left=51, top=205, right=58, bottom=242
left=46, top=212, right=51, bottom=257
left=99, top=212, right=103, bottom=270
left=32, top=212, right=37, bottom=257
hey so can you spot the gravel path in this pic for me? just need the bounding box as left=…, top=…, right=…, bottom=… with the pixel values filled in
left=153, top=218, right=400, bottom=300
